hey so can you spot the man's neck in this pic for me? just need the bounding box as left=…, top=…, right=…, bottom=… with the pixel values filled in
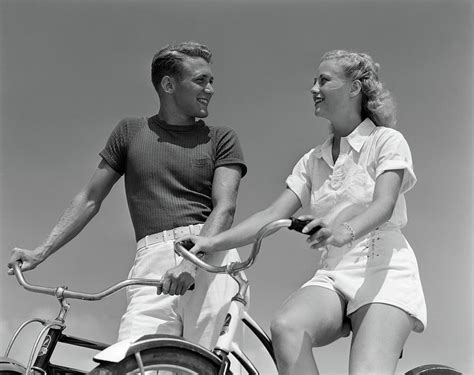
left=158, top=108, right=196, bottom=126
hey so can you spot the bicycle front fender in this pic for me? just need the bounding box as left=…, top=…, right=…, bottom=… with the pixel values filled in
left=93, top=339, right=134, bottom=363
left=0, top=356, right=26, bottom=373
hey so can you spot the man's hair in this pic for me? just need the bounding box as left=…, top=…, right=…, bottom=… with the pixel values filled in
left=151, top=41, right=212, bottom=92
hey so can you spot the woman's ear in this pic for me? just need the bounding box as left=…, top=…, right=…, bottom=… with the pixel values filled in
left=350, top=80, right=362, bottom=97
left=161, top=76, right=175, bottom=94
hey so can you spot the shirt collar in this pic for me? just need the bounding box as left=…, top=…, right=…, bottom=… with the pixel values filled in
left=314, top=118, right=376, bottom=160
left=344, top=118, right=376, bottom=152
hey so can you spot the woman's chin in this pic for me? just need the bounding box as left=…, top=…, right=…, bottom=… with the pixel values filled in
left=314, top=109, right=328, bottom=120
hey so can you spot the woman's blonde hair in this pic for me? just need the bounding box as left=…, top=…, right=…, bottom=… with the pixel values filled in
left=321, top=50, right=397, bottom=128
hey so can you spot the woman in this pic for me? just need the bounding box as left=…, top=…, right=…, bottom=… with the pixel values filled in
left=178, top=50, right=426, bottom=375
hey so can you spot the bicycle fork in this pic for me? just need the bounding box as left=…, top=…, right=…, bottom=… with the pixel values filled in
left=212, top=269, right=275, bottom=375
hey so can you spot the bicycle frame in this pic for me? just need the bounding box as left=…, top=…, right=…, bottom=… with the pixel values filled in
left=174, top=218, right=298, bottom=374
left=3, top=298, right=108, bottom=374
left=212, top=294, right=276, bottom=374
left=3, top=263, right=163, bottom=374
left=3, top=217, right=307, bottom=375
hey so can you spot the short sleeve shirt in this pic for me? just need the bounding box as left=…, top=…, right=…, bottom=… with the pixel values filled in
left=100, top=115, right=247, bottom=240
left=286, top=119, right=416, bottom=228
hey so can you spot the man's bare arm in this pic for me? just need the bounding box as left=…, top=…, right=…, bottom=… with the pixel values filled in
left=8, top=159, right=121, bottom=272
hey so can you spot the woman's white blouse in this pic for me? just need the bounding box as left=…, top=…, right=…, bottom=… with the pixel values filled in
left=286, top=119, right=416, bottom=228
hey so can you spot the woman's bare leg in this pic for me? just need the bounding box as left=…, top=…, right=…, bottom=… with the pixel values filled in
left=270, top=286, right=348, bottom=375
left=349, top=303, right=414, bottom=375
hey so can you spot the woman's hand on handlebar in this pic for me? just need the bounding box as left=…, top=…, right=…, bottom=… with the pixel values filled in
left=174, top=234, right=215, bottom=256
left=7, top=247, right=45, bottom=275
left=297, top=215, right=351, bottom=249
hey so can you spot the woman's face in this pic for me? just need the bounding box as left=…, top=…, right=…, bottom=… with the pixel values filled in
left=310, top=59, right=353, bottom=121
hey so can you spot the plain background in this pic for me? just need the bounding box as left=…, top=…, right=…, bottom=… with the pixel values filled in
left=0, top=0, right=472, bottom=374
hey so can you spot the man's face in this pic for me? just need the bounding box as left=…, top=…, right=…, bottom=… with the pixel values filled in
left=172, top=57, right=215, bottom=120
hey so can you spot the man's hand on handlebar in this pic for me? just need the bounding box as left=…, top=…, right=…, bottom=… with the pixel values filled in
left=7, top=247, right=45, bottom=275
left=158, top=260, right=197, bottom=296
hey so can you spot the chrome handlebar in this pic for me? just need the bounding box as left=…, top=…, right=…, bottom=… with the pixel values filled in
left=11, top=262, right=162, bottom=301
left=174, top=219, right=294, bottom=274
left=10, top=217, right=317, bottom=300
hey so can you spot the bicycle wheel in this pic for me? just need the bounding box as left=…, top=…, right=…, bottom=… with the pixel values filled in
left=90, top=346, right=223, bottom=375
left=405, top=364, right=462, bottom=375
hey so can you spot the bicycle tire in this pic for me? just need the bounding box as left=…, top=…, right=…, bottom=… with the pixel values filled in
left=405, top=364, right=462, bottom=375
left=90, top=346, right=223, bottom=375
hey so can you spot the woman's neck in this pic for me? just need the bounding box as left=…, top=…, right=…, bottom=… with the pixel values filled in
left=331, top=112, right=363, bottom=140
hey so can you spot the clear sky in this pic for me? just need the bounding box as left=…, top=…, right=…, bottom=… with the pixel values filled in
left=0, top=0, right=472, bottom=374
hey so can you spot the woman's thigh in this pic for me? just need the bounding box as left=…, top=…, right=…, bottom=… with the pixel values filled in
left=272, top=285, right=349, bottom=347
left=349, top=303, right=413, bottom=374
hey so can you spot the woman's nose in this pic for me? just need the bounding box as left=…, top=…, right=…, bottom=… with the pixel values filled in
left=310, top=82, right=320, bottom=94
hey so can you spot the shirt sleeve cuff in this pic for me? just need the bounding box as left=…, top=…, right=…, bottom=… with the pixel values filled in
left=376, top=160, right=417, bottom=194
left=286, top=176, right=310, bottom=207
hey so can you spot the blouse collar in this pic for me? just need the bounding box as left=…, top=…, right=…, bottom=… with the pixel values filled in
left=315, top=118, right=377, bottom=160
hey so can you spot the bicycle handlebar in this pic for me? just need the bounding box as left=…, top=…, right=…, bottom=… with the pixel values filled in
left=174, top=217, right=321, bottom=274
left=10, top=217, right=318, bottom=299
left=11, top=262, right=163, bottom=301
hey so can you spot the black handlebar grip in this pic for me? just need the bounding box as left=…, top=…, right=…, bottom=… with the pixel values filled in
left=288, top=217, right=321, bottom=236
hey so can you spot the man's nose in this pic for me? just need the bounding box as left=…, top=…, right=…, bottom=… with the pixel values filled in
left=205, top=82, right=214, bottom=94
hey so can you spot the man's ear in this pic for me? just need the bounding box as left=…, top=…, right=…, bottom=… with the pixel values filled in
left=350, top=80, right=362, bottom=97
left=161, top=76, right=175, bottom=94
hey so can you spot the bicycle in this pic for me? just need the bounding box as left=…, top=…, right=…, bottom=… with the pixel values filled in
left=2, top=218, right=463, bottom=374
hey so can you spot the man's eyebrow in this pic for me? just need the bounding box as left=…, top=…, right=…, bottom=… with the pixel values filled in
left=194, top=73, right=214, bottom=80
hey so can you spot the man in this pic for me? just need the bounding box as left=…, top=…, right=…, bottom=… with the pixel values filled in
left=8, top=41, right=247, bottom=349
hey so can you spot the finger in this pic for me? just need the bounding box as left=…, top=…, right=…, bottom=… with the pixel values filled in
left=297, top=214, right=314, bottom=221
left=177, top=284, right=187, bottom=296
left=302, top=219, right=325, bottom=234
left=167, top=278, right=178, bottom=296
left=307, top=227, right=331, bottom=243
left=311, top=240, right=328, bottom=249
left=156, top=282, right=163, bottom=295
left=7, top=259, right=25, bottom=273
left=175, top=235, right=197, bottom=245
left=7, top=253, right=21, bottom=267
left=161, top=277, right=171, bottom=295
left=182, top=275, right=194, bottom=295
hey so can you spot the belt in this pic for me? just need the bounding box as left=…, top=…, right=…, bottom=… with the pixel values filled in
left=137, top=224, right=203, bottom=250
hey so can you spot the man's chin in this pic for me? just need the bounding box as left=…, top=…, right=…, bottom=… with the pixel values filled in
left=196, top=110, right=209, bottom=118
